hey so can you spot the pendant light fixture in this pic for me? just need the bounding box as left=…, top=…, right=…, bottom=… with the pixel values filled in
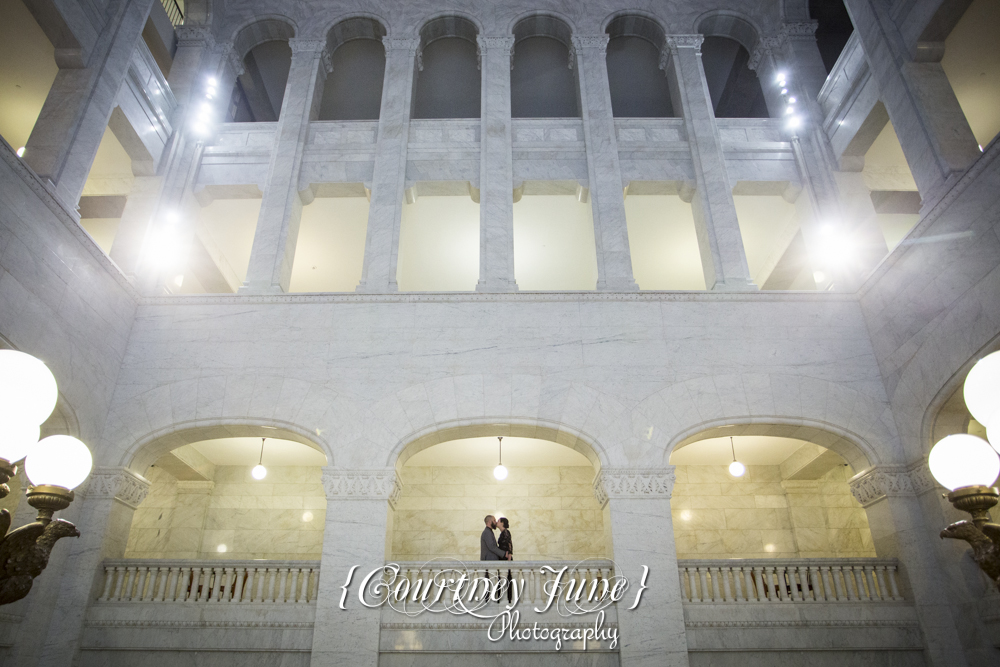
left=728, top=436, right=746, bottom=477
left=252, top=438, right=268, bottom=480
left=493, top=436, right=508, bottom=480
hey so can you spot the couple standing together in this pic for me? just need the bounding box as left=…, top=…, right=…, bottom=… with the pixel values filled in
left=480, top=514, right=514, bottom=603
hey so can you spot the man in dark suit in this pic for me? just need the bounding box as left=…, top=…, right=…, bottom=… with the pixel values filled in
left=481, top=515, right=510, bottom=601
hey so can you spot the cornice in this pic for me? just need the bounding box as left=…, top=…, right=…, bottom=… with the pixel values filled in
left=848, top=462, right=938, bottom=508
left=80, top=467, right=151, bottom=509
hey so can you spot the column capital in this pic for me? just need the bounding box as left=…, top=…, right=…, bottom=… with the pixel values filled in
left=571, top=34, right=610, bottom=53
left=382, top=37, right=420, bottom=53
left=848, top=462, right=938, bottom=508
left=219, top=43, right=246, bottom=78
left=477, top=35, right=515, bottom=53
left=79, top=467, right=151, bottom=509
left=665, top=34, right=704, bottom=53
left=322, top=468, right=402, bottom=507
left=175, top=25, right=214, bottom=48
left=594, top=467, right=676, bottom=506
left=748, top=22, right=818, bottom=71
left=288, top=37, right=328, bottom=55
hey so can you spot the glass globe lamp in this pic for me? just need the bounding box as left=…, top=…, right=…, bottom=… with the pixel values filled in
left=728, top=461, right=746, bottom=477
left=965, top=351, right=1000, bottom=431
left=24, top=435, right=93, bottom=523
left=0, top=350, right=58, bottom=427
left=251, top=464, right=267, bottom=480
left=493, top=464, right=508, bottom=481
left=928, top=434, right=1000, bottom=527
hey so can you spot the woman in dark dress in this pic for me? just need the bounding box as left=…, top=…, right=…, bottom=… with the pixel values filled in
left=498, top=517, right=513, bottom=603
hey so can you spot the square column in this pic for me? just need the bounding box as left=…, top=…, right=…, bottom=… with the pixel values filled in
left=310, top=468, right=401, bottom=667
left=843, top=0, right=980, bottom=198
left=572, top=35, right=638, bottom=292
left=356, top=39, right=419, bottom=293
left=240, top=39, right=330, bottom=294
left=23, top=0, right=156, bottom=207
left=662, top=36, right=756, bottom=292
left=596, top=468, right=689, bottom=667
left=475, top=36, right=518, bottom=293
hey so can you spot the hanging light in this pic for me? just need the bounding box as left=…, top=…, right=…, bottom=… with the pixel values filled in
left=252, top=438, right=268, bottom=480
left=493, top=436, right=508, bottom=481
left=927, top=434, right=999, bottom=491
left=0, top=350, right=59, bottom=428
left=728, top=437, right=746, bottom=477
left=964, top=351, right=1000, bottom=450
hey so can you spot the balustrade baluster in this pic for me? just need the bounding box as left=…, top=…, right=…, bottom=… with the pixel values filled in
left=687, top=568, right=698, bottom=602
left=199, top=568, right=213, bottom=601
left=855, top=566, right=870, bottom=601
left=100, top=567, right=115, bottom=601
left=873, top=566, right=888, bottom=601
left=753, top=566, right=766, bottom=602
left=787, top=566, right=801, bottom=601
left=807, top=566, right=821, bottom=602
left=843, top=566, right=858, bottom=600
left=720, top=566, right=732, bottom=601
left=832, top=566, right=846, bottom=600
left=708, top=567, right=720, bottom=601
left=697, top=567, right=709, bottom=602
left=267, top=568, right=278, bottom=602
left=741, top=567, right=754, bottom=602
left=143, top=567, right=160, bottom=601
left=122, top=567, right=137, bottom=601
left=797, top=567, right=810, bottom=601
left=887, top=565, right=902, bottom=600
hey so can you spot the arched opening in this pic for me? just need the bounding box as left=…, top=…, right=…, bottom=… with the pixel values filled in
left=227, top=20, right=295, bottom=122
left=412, top=17, right=480, bottom=119
left=510, top=16, right=579, bottom=118
left=604, top=15, right=675, bottom=117
left=699, top=36, right=768, bottom=118
left=318, top=17, right=387, bottom=121
left=669, top=430, right=876, bottom=559
left=390, top=434, right=608, bottom=561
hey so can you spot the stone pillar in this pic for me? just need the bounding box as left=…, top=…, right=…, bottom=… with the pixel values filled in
left=13, top=468, right=149, bottom=667
left=23, top=0, right=156, bottom=207
left=573, top=36, right=638, bottom=292
left=596, top=468, right=689, bottom=667
left=475, top=36, right=518, bottom=293
left=842, top=0, right=980, bottom=198
left=240, top=39, right=330, bottom=293
left=662, top=36, right=756, bottom=292
left=356, top=39, right=418, bottom=293
left=310, top=468, right=401, bottom=667
left=751, top=23, right=887, bottom=289
left=849, top=463, right=974, bottom=667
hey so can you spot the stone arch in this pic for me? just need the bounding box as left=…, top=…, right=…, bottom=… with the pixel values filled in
left=695, top=10, right=763, bottom=53
left=320, top=13, right=388, bottom=49
left=666, top=417, right=879, bottom=472
left=511, top=13, right=574, bottom=48
left=418, top=14, right=480, bottom=48
left=604, top=12, right=667, bottom=50
left=231, top=16, right=297, bottom=60
left=603, top=13, right=674, bottom=117
left=320, top=16, right=389, bottom=121
left=119, top=418, right=331, bottom=476
left=510, top=14, right=578, bottom=118
left=412, top=15, right=481, bottom=119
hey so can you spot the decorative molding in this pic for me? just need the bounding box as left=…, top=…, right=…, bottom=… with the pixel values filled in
left=81, top=468, right=151, bottom=509
left=748, top=22, right=819, bottom=70
left=288, top=38, right=327, bottom=54
left=665, top=35, right=704, bottom=54
left=85, top=620, right=314, bottom=629
left=781, top=21, right=820, bottom=37
left=849, top=462, right=939, bottom=508
left=686, top=620, right=919, bottom=629
left=476, top=36, right=515, bottom=52
left=748, top=36, right=782, bottom=71
left=594, top=468, right=676, bottom=506
left=175, top=25, right=214, bottom=48
left=221, top=45, right=245, bottom=79
left=383, top=37, right=420, bottom=53
left=322, top=469, right=401, bottom=506
left=571, top=35, right=609, bottom=53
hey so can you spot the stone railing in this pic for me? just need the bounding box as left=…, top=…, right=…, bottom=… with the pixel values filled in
left=98, top=559, right=320, bottom=604
left=678, top=558, right=902, bottom=603
left=390, top=560, right=615, bottom=607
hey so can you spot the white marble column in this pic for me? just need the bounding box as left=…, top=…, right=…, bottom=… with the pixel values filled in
left=356, top=39, right=419, bottom=293
left=842, top=0, right=980, bottom=198
left=240, top=39, right=330, bottom=293
left=573, top=36, right=638, bottom=292
left=849, top=464, right=974, bottom=667
left=23, top=0, right=156, bottom=207
left=310, top=468, right=400, bottom=667
left=475, top=36, right=518, bottom=293
left=662, top=36, right=756, bottom=292
left=597, top=468, right=689, bottom=667
left=11, top=468, right=150, bottom=667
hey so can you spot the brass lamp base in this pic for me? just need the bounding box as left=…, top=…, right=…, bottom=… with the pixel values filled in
left=941, top=485, right=1000, bottom=591
left=0, top=459, right=15, bottom=500
left=947, top=486, right=1000, bottom=528
left=25, top=485, right=74, bottom=524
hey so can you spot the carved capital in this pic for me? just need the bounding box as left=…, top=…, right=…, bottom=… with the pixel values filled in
left=288, top=38, right=327, bottom=55
left=477, top=35, right=515, bottom=53
left=382, top=37, right=420, bottom=53
left=221, top=45, right=245, bottom=78
left=781, top=21, right=819, bottom=38
left=748, top=36, right=782, bottom=71
left=175, top=25, right=214, bottom=48
left=322, top=468, right=402, bottom=507
left=571, top=35, right=609, bottom=53
left=849, top=462, right=938, bottom=508
left=665, top=34, right=704, bottom=54
left=594, top=468, right=676, bottom=506
left=80, top=468, right=151, bottom=509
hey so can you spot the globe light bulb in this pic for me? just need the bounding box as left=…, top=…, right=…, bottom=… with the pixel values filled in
left=964, top=351, right=1000, bottom=427
left=0, top=421, right=40, bottom=463
left=729, top=461, right=746, bottom=477
left=493, top=464, right=508, bottom=480
left=928, top=434, right=1000, bottom=491
left=0, top=350, right=59, bottom=427
left=25, top=435, right=93, bottom=490
left=251, top=464, right=267, bottom=480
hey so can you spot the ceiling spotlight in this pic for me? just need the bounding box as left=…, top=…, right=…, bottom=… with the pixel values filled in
left=493, top=436, right=508, bottom=481
left=252, top=437, right=268, bottom=480
left=787, top=116, right=802, bottom=130
left=728, top=437, right=746, bottom=477
left=207, top=76, right=218, bottom=87
left=781, top=88, right=788, bottom=94
left=785, top=106, right=795, bottom=115
left=788, top=97, right=796, bottom=104
left=775, top=72, right=786, bottom=84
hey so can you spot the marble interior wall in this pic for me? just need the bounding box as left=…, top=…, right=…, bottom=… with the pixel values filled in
left=125, top=465, right=326, bottom=560
left=392, top=465, right=607, bottom=561
left=672, top=464, right=875, bottom=559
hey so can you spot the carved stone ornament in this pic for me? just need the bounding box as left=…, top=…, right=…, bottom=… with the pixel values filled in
left=477, top=36, right=515, bottom=53
left=748, top=22, right=818, bottom=71
left=322, top=469, right=402, bottom=507
left=848, top=462, right=937, bottom=508
left=571, top=35, right=609, bottom=53
left=665, top=35, right=704, bottom=54
left=382, top=37, right=420, bottom=53
left=288, top=38, right=327, bottom=55
left=81, top=467, right=151, bottom=509
left=175, top=25, right=214, bottom=48
left=594, top=468, right=676, bottom=506
left=221, top=45, right=246, bottom=79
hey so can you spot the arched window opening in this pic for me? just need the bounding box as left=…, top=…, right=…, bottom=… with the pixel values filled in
left=605, top=16, right=674, bottom=117
left=319, top=18, right=387, bottom=121
left=810, top=0, right=854, bottom=74
left=700, top=36, right=768, bottom=118
left=412, top=17, right=480, bottom=119
left=510, top=16, right=578, bottom=118
left=228, top=40, right=293, bottom=122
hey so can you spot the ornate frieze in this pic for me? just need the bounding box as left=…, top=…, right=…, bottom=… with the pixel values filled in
left=594, top=468, right=676, bottom=506
left=82, top=467, right=151, bottom=509
left=322, top=469, right=402, bottom=506
left=849, top=462, right=938, bottom=507
left=571, top=35, right=609, bottom=53
left=175, top=25, right=213, bottom=48
left=748, top=22, right=819, bottom=70
left=665, top=35, right=705, bottom=55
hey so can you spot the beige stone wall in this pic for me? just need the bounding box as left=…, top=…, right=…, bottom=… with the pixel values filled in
left=391, top=465, right=606, bottom=561
left=672, top=464, right=875, bottom=559
left=125, top=465, right=326, bottom=560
